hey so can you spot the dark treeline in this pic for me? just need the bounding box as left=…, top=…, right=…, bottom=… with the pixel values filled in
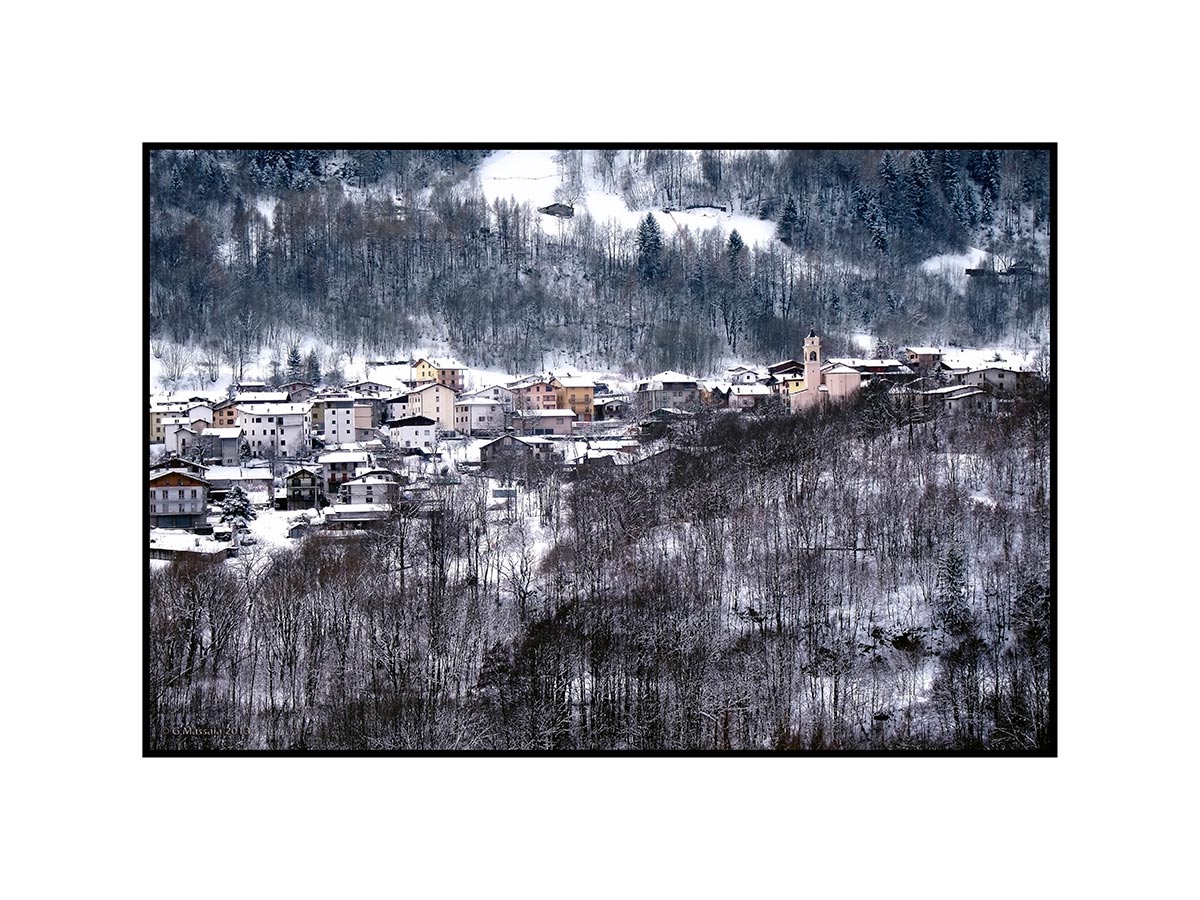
left=149, top=148, right=1050, bottom=375
left=149, top=384, right=1052, bottom=751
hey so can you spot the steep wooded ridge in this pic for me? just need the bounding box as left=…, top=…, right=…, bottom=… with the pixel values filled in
left=149, top=148, right=1050, bottom=375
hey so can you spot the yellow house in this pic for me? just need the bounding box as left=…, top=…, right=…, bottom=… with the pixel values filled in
left=149, top=401, right=186, bottom=443
left=551, top=376, right=595, bottom=422
left=412, top=358, right=465, bottom=391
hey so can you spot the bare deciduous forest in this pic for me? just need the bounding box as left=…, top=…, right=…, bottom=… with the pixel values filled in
left=149, top=385, right=1051, bottom=751
left=149, top=148, right=1050, bottom=375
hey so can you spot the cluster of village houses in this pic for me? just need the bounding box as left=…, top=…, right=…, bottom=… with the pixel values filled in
left=149, top=335, right=1039, bottom=557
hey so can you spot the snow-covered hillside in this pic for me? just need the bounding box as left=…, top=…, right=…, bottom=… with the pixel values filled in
left=476, top=149, right=778, bottom=246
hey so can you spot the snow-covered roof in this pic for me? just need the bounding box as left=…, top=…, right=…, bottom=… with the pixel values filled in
left=238, top=403, right=312, bottom=416
left=593, top=396, right=629, bottom=406
left=409, top=382, right=453, bottom=395
left=966, top=363, right=1031, bottom=375
left=824, top=364, right=861, bottom=375
left=326, top=503, right=393, bottom=517
left=344, top=473, right=401, bottom=486
left=205, top=427, right=242, bottom=439
left=414, top=357, right=464, bottom=370
left=509, top=375, right=554, bottom=388
left=827, top=357, right=910, bottom=370
left=553, top=376, right=595, bottom=388
left=636, top=371, right=699, bottom=391
left=148, top=529, right=227, bottom=554
left=905, top=346, right=944, bottom=355
left=920, top=385, right=979, bottom=396
left=149, top=469, right=209, bottom=485
left=516, top=408, right=576, bottom=418
left=203, top=466, right=274, bottom=481
left=318, top=451, right=370, bottom=464
left=234, top=392, right=290, bottom=403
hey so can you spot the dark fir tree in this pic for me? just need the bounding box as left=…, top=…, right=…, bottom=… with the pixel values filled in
left=636, top=213, right=664, bottom=282
left=286, top=343, right=303, bottom=382
left=304, top=349, right=322, bottom=385
left=776, top=196, right=800, bottom=245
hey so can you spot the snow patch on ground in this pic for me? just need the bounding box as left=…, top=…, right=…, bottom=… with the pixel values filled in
left=475, top=149, right=779, bottom=247
left=920, top=246, right=989, bottom=274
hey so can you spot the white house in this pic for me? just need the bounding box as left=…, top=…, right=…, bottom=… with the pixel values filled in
left=316, top=396, right=357, bottom=446
left=237, top=403, right=313, bottom=457
left=962, top=366, right=1034, bottom=393
left=384, top=415, right=438, bottom=451
left=729, top=383, right=772, bottom=410
left=724, top=366, right=762, bottom=385
left=340, top=471, right=404, bottom=506
left=461, top=384, right=514, bottom=410
left=454, top=399, right=505, bottom=435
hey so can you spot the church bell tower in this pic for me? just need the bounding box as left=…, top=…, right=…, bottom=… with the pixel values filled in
left=803, top=329, right=821, bottom=391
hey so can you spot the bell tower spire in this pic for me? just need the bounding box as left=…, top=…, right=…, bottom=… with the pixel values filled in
left=803, top=329, right=821, bottom=392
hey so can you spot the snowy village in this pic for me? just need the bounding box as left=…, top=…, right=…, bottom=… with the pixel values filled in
left=147, top=147, right=1051, bottom=753
left=149, top=339, right=1041, bottom=562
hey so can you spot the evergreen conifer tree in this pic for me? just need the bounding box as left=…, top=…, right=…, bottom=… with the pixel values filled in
left=286, top=344, right=303, bottom=382
left=304, top=349, right=321, bottom=385
left=635, top=213, right=664, bottom=281
left=220, top=485, right=258, bottom=532
left=776, top=196, right=800, bottom=245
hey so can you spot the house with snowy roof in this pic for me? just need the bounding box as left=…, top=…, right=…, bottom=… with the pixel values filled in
left=412, top=358, right=465, bottom=392
left=633, top=371, right=701, bottom=413
left=724, top=365, right=762, bottom=385
left=902, top=346, right=946, bottom=372
left=478, top=434, right=560, bottom=469
left=384, top=415, right=438, bottom=451
left=514, top=408, right=575, bottom=436
left=236, top=403, right=313, bottom=458
left=317, top=449, right=372, bottom=492
left=962, top=366, right=1036, bottom=394
left=510, top=376, right=559, bottom=412
left=284, top=466, right=322, bottom=510
left=460, top=384, right=514, bottom=410
left=729, top=383, right=772, bottom=411
left=149, top=469, right=210, bottom=530
left=454, top=398, right=506, bottom=435
left=593, top=395, right=631, bottom=420
left=339, top=470, right=404, bottom=506
left=344, top=379, right=393, bottom=395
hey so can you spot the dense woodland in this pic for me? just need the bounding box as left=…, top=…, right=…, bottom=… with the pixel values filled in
left=149, top=148, right=1051, bottom=376
left=149, top=382, right=1052, bottom=751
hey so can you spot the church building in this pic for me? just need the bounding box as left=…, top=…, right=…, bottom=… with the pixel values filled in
left=787, top=331, right=863, bottom=412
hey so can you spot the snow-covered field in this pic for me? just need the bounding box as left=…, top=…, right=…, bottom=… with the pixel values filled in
left=476, top=149, right=778, bottom=246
